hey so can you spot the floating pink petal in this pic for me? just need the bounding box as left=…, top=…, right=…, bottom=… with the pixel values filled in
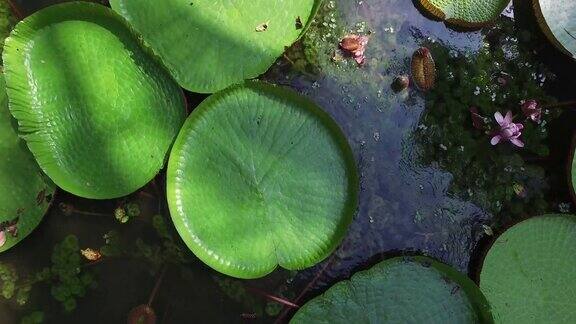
left=339, top=34, right=369, bottom=65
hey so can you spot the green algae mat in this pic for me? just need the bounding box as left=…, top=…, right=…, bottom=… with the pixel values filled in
left=167, top=82, right=358, bottom=279
left=418, top=0, right=510, bottom=27
left=534, top=0, right=576, bottom=59
left=291, top=256, right=493, bottom=323
left=0, top=75, right=54, bottom=252
left=110, top=0, right=318, bottom=93
left=480, top=215, right=576, bottom=323
left=3, top=2, right=186, bottom=199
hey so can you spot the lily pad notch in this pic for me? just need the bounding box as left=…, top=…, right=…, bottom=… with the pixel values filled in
left=417, top=0, right=511, bottom=28
left=167, top=81, right=358, bottom=279
left=3, top=2, right=187, bottom=199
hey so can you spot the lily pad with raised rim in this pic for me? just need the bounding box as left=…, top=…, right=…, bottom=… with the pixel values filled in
left=3, top=2, right=187, bottom=199
left=534, top=0, right=576, bottom=59
left=418, top=0, right=510, bottom=27
left=110, top=0, right=318, bottom=93
left=167, top=81, right=358, bottom=279
left=0, top=74, right=55, bottom=252
left=480, top=215, right=576, bottom=323
left=291, top=256, right=493, bottom=323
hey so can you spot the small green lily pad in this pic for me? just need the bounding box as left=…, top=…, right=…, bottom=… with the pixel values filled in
left=3, top=2, right=186, bottom=199
left=534, top=0, right=576, bottom=59
left=110, top=0, right=318, bottom=93
left=0, top=74, right=55, bottom=252
left=167, top=82, right=358, bottom=279
left=418, top=0, right=510, bottom=27
left=480, top=215, right=576, bottom=323
left=291, top=256, right=493, bottom=323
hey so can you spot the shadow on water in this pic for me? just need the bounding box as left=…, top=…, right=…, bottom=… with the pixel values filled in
left=2, top=0, right=576, bottom=323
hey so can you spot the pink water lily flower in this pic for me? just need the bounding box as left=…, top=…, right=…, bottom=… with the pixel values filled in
left=521, top=99, right=541, bottom=123
left=491, top=111, right=524, bottom=147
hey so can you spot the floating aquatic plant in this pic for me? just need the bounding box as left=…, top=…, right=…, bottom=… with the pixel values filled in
left=480, top=215, right=576, bottom=323
left=292, top=256, right=493, bottom=323
left=417, top=0, right=511, bottom=27
left=3, top=2, right=186, bottom=199
left=167, top=81, right=358, bottom=279
left=533, top=0, right=576, bottom=58
left=0, top=74, right=54, bottom=253
left=110, top=0, right=320, bottom=93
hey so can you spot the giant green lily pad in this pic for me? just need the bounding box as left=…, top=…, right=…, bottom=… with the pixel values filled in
left=418, top=0, right=510, bottom=27
left=3, top=2, right=186, bottom=199
left=167, top=82, right=358, bottom=279
left=534, top=0, right=576, bottom=59
left=110, top=0, right=318, bottom=93
left=480, top=215, right=576, bottom=323
left=291, top=256, right=493, bottom=323
left=0, top=74, right=55, bottom=252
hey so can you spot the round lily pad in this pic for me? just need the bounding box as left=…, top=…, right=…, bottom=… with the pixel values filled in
left=3, top=2, right=186, bottom=199
left=167, top=82, right=358, bottom=279
left=110, top=0, right=318, bottom=93
left=534, top=0, right=576, bottom=59
left=480, top=215, right=576, bottom=323
left=0, top=74, right=55, bottom=252
left=291, top=256, right=493, bottom=323
left=418, top=0, right=510, bottom=27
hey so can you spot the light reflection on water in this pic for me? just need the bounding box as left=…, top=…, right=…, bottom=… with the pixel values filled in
left=265, top=0, right=487, bottom=286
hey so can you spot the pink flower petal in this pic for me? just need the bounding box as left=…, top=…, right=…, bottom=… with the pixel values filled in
left=494, top=112, right=504, bottom=125
left=504, top=111, right=513, bottom=124
left=0, top=231, right=6, bottom=248
left=510, top=138, right=524, bottom=147
left=491, top=135, right=502, bottom=145
left=516, top=123, right=524, bottom=130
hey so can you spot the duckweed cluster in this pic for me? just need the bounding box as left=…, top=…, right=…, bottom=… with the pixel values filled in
left=0, top=235, right=95, bottom=314
left=416, top=20, right=560, bottom=222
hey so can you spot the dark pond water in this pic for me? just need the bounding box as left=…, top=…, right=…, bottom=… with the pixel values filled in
left=3, top=0, right=576, bottom=323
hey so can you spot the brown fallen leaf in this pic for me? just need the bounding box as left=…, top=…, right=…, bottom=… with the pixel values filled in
left=81, top=248, right=102, bottom=261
